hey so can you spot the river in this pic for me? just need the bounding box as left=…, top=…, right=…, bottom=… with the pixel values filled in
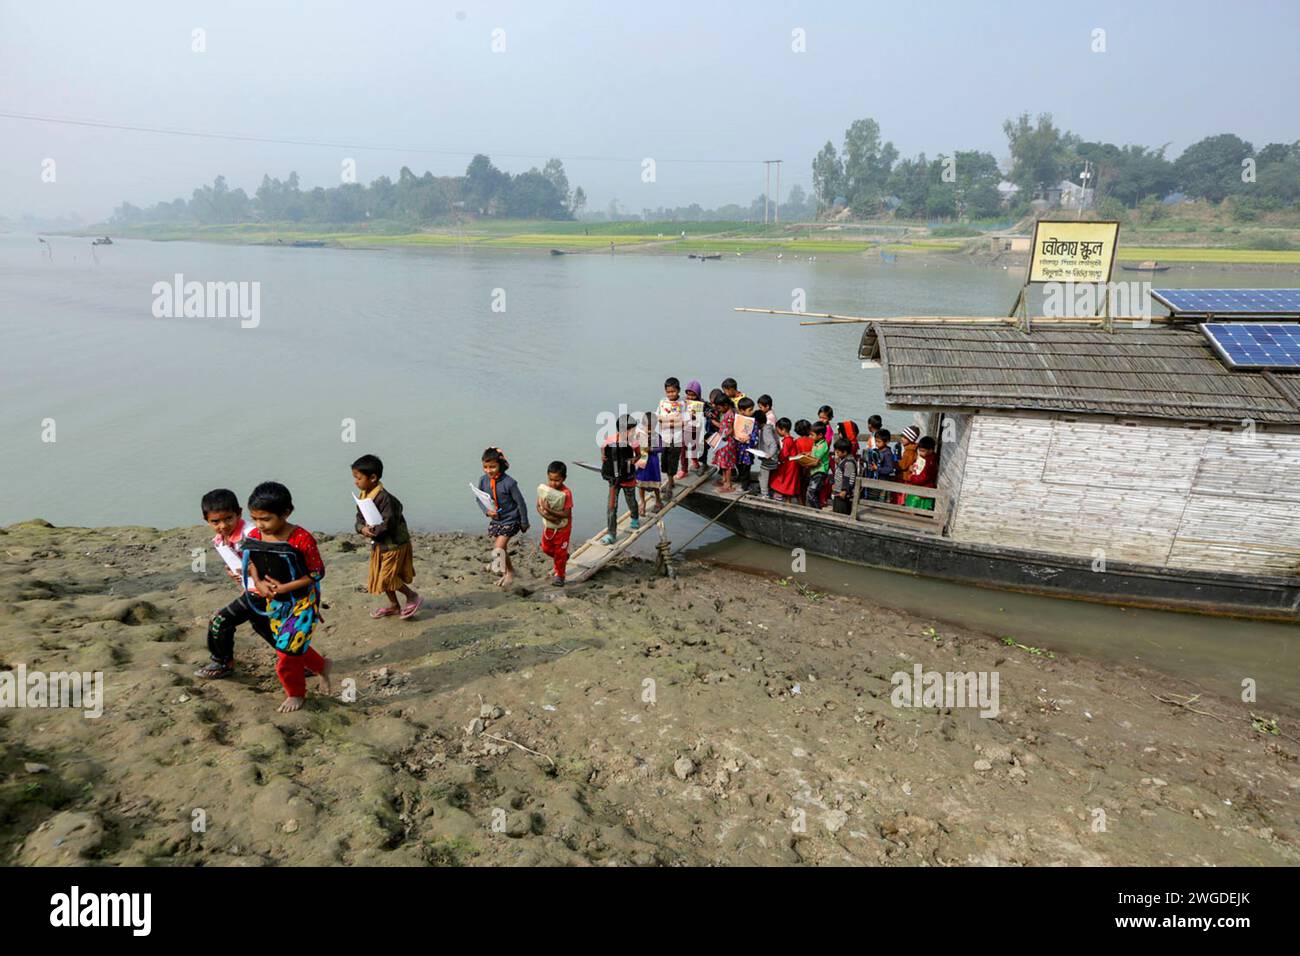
left=1, top=231, right=1294, bottom=705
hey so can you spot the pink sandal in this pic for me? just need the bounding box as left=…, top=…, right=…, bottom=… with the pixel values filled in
left=400, top=594, right=424, bottom=619
left=370, top=605, right=399, bottom=618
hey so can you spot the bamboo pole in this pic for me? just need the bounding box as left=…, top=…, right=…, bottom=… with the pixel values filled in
left=733, top=306, right=1173, bottom=327
left=798, top=316, right=1174, bottom=327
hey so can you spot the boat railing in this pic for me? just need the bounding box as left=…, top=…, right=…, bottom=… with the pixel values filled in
left=849, top=475, right=946, bottom=532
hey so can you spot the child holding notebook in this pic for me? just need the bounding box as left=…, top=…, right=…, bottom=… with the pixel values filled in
left=537, top=461, right=574, bottom=587
left=242, top=481, right=332, bottom=713
left=733, top=396, right=759, bottom=489
left=477, top=447, right=530, bottom=588
left=769, top=418, right=802, bottom=502
left=197, top=488, right=264, bottom=680
left=351, top=454, right=421, bottom=620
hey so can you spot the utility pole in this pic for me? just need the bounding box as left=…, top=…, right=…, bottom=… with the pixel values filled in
left=762, top=161, right=771, bottom=224
left=762, top=160, right=782, bottom=225
left=774, top=160, right=782, bottom=223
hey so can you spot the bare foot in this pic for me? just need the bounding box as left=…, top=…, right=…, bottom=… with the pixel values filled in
left=501, top=570, right=515, bottom=589
left=277, top=696, right=305, bottom=713
left=317, top=658, right=333, bottom=696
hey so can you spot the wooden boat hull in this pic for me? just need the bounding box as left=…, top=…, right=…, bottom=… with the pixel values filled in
left=680, top=487, right=1300, bottom=621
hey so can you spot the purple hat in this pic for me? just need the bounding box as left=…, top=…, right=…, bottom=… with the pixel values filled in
left=686, top=379, right=702, bottom=396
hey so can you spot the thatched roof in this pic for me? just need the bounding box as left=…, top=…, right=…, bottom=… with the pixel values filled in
left=859, top=323, right=1300, bottom=425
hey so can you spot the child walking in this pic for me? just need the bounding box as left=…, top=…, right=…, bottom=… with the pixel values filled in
left=351, top=454, right=421, bottom=620
left=537, top=461, right=574, bottom=587
left=635, top=411, right=664, bottom=514
left=600, top=415, right=640, bottom=544
left=243, top=481, right=332, bottom=713
left=197, top=488, right=264, bottom=680
left=477, top=447, right=530, bottom=588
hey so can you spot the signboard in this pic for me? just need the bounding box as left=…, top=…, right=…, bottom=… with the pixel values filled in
left=1026, top=219, right=1120, bottom=284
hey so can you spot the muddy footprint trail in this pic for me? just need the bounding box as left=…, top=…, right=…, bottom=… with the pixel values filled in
left=3, top=522, right=1297, bottom=866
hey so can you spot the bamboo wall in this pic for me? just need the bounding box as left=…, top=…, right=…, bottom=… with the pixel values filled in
left=947, top=414, right=1300, bottom=577
left=936, top=413, right=972, bottom=529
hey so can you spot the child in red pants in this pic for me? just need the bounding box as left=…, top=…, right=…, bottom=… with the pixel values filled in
left=244, top=481, right=333, bottom=712
left=537, top=462, right=574, bottom=587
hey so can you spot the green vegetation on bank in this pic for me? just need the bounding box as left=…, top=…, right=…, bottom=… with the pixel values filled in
left=93, top=198, right=1300, bottom=264
left=95, top=219, right=966, bottom=256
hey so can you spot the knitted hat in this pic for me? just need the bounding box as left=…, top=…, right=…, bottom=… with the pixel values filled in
left=900, top=425, right=921, bottom=443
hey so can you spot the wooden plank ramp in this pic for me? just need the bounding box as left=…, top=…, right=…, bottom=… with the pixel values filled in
left=565, top=466, right=717, bottom=584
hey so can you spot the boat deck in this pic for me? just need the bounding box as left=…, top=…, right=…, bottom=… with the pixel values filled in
left=688, top=475, right=948, bottom=538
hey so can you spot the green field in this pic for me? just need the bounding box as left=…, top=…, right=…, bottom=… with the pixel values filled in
left=98, top=220, right=965, bottom=256
left=1117, top=245, right=1300, bottom=264
left=89, top=216, right=1300, bottom=265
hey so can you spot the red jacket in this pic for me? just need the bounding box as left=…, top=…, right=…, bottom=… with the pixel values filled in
left=903, top=452, right=938, bottom=488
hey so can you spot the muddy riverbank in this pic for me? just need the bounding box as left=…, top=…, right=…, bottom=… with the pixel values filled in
left=3, top=521, right=1297, bottom=866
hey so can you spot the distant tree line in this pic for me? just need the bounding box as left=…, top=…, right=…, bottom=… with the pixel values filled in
left=109, top=154, right=584, bottom=226
left=811, top=114, right=1300, bottom=220
left=594, top=185, right=815, bottom=224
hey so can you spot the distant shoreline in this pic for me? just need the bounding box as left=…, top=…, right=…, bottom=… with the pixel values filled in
left=49, top=222, right=1300, bottom=268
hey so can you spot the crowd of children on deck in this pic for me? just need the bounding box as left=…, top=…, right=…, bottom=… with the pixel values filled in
left=609, top=375, right=941, bottom=515
left=193, top=385, right=936, bottom=713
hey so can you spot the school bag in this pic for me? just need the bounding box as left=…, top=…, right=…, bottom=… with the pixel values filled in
left=240, top=537, right=310, bottom=613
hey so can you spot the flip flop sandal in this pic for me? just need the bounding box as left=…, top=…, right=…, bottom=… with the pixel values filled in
left=400, top=595, right=424, bottom=619
left=370, top=605, right=400, bottom=618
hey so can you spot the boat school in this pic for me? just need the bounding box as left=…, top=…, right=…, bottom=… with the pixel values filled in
left=591, top=223, right=1300, bottom=621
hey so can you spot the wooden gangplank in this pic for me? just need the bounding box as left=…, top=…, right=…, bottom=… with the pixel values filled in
left=565, top=466, right=717, bottom=584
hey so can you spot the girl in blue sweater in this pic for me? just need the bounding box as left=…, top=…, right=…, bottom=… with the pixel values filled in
left=478, top=447, right=530, bottom=588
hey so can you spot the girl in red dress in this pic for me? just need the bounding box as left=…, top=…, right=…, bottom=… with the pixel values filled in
left=769, top=417, right=803, bottom=502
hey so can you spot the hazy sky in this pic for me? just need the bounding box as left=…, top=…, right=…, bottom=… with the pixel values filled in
left=3, top=0, right=1298, bottom=221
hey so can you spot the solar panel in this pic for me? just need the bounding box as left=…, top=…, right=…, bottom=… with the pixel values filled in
left=1200, top=322, right=1300, bottom=369
left=1153, top=288, right=1300, bottom=316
